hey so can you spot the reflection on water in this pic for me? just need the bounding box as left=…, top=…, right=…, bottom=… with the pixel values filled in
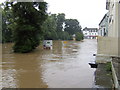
left=2, top=39, right=97, bottom=88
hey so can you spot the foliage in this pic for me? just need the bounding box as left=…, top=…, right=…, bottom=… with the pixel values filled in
left=56, top=13, right=65, bottom=32
left=1, top=0, right=84, bottom=53
left=64, top=19, right=82, bottom=35
left=42, top=14, right=58, bottom=40
left=1, top=2, right=14, bottom=43
left=57, top=31, right=72, bottom=40
left=42, top=13, right=73, bottom=40
left=12, top=2, right=48, bottom=53
left=106, top=62, right=112, bottom=72
left=42, top=13, right=83, bottom=41
left=75, top=32, right=84, bottom=41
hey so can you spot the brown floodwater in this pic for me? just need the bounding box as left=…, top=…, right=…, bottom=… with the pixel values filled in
left=2, top=39, right=97, bottom=88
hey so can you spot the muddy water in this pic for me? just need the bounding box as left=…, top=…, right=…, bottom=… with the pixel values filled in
left=2, top=39, right=97, bottom=88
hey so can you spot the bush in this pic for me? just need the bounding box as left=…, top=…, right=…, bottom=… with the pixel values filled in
left=106, top=62, right=112, bottom=72
left=75, top=32, right=84, bottom=41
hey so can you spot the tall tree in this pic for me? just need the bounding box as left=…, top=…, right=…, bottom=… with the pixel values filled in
left=56, top=13, right=65, bottom=32
left=42, top=14, right=58, bottom=40
left=1, top=2, right=14, bottom=43
left=42, top=13, right=72, bottom=40
left=64, top=19, right=82, bottom=35
left=12, top=2, right=47, bottom=53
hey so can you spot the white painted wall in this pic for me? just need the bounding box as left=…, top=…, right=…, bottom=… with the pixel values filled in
left=97, top=0, right=120, bottom=56
left=118, top=1, right=120, bottom=56
left=108, top=1, right=119, bottom=38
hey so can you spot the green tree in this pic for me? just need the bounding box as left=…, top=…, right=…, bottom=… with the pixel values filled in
left=65, top=19, right=82, bottom=35
left=75, top=32, right=84, bottom=41
left=42, top=13, right=83, bottom=41
left=1, top=2, right=15, bottom=43
left=56, top=13, right=65, bottom=32
left=57, top=31, right=72, bottom=40
left=11, top=2, right=47, bottom=53
left=42, top=14, right=58, bottom=40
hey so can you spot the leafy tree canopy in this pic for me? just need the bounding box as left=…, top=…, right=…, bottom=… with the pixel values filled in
left=11, top=2, right=48, bottom=53
left=42, top=14, right=58, bottom=40
left=56, top=13, right=65, bottom=32
left=64, top=19, right=82, bottom=35
left=1, top=1, right=14, bottom=43
left=75, top=32, right=84, bottom=41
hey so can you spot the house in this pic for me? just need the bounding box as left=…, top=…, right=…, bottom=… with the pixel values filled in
left=98, top=13, right=109, bottom=37
left=97, top=0, right=120, bottom=89
left=83, top=27, right=98, bottom=39
left=97, top=0, right=120, bottom=56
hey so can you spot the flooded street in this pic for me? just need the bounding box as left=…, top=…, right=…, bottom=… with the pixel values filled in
left=2, top=39, right=97, bottom=88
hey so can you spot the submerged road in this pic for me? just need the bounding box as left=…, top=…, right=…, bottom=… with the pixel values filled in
left=2, top=39, right=97, bottom=88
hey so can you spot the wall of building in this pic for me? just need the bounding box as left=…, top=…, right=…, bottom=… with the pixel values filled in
left=97, top=1, right=120, bottom=88
left=98, top=1, right=120, bottom=57
left=118, top=2, right=120, bottom=57
left=118, top=2, right=120, bottom=38
left=108, top=1, right=119, bottom=38
left=97, top=36, right=119, bottom=56
left=114, top=2, right=119, bottom=38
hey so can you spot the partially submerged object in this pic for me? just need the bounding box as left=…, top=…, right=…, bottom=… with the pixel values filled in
left=43, top=40, right=53, bottom=49
left=93, top=54, right=96, bottom=56
left=89, top=61, right=98, bottom=68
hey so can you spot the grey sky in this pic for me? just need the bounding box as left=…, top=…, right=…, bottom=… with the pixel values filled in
left=0, top=0, right=107, bottom=29
left=45, top=0, right=107, bottom=29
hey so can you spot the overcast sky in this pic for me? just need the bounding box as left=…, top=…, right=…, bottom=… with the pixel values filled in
left=45, top=0, right=107, bottom=29
left=0, top=0, right=108, bottom=29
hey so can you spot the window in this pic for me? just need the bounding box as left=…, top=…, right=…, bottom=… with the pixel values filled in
left=104, top=28, right=106, bottom=36
left=109, top=17, right=112, bottom=23
left=112, top=4, right=114, bottom=8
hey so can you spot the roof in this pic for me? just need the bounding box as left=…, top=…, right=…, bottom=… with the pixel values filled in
left=83, top=27, right=98, bottom=31
left=99, top=13, right=108, bottom=26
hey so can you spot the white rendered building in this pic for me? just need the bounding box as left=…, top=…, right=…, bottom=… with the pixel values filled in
left=83, top=27, right=98, bottom=39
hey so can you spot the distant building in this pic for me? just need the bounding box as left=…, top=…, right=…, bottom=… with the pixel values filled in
left=83, top=27, right=98, bottom=39
left=98, top=12, right=109, bottom=37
